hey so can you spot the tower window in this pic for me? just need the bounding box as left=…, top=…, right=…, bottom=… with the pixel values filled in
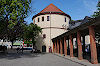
left=42, top=16, right=44, bottom=21
left=47, top=16, right=50, bottom=21
left=65, top=17, right=66, bottom=22
left=38, top=18, right=40, bottom=22
left=43, top=34, right=46, bottom=39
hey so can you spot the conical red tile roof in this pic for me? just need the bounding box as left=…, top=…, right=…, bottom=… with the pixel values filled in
left=32, top=3, right=71, bottom=20
left=40, top=3, right=64, bottom=13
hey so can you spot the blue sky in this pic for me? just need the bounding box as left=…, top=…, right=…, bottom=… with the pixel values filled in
left=24, top=0, right=98, bottom=24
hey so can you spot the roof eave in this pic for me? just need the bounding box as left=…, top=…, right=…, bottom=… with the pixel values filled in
left=32, top=12, right=71, bottom=20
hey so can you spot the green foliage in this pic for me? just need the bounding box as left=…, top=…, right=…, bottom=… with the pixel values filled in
left=0, top=0, right=31, bottom=28
left=24, top=40, right=32, bottom=44
left=0, top=0, right=31, bottom=48
left=92, top=1, right=100, bottom=43
left=0, top=16, right=7, bottom=39
left=92, top=1, right=100, bottom=17
left=23, top=23, right=42, bottom=47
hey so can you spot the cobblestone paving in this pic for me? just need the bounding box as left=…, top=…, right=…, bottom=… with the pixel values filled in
left=0, top=51, right=99, bottom=66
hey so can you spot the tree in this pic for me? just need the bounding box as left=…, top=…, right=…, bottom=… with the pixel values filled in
left=92, top=1, right=100, bottom=43
left=0, top=0, right=31, bottom=27
left=92, top=1, right=100, bottom=17
left=8, top=22, right=27, bottom=49
left=23, top=23, right=42, bottom=49
left=0, top=16, right=8, bottom=40
left=0, top=0, right=31, bottom=48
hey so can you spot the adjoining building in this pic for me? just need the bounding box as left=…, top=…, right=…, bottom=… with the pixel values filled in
left=32, top=3, right=71, bottom=52
left=68, top=16, right=92, bottom=50
left=52, top=16, right=100, bottom=64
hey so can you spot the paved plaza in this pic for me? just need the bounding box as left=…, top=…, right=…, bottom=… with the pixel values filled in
left=0, top=51, right=99, bottom=66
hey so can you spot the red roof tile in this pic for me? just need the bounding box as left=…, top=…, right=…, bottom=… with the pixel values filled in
left=40, top=3, right=64, bottom=13
left=32, top=3, right=71, bottom=20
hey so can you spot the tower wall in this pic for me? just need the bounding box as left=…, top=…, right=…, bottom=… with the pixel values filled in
left=33, top=14, right=70, bottom=52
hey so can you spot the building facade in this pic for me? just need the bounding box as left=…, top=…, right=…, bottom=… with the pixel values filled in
left=32, top=3, right=71, bottom=52
left=52, top=16, right=100, bottom=64
left=69, top=16, right=91, bottom=49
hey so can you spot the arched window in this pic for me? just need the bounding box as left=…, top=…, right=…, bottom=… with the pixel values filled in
left=42, top=16, right=44, bottom=21
left=38, top=18, right=40, bottom=22
left=43, top=34, right=46, bottom=39
left=65, top=17, right=66, bottom=22
left=47, top=16, right=50, bottom=21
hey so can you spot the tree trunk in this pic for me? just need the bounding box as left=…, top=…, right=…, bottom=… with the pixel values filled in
left=32, top=38, right=36, bottom=49
left=11, top=41, right=13, bottom=49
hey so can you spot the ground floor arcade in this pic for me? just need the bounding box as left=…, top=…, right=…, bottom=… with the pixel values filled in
left=52, top=16, right=100, bottom=64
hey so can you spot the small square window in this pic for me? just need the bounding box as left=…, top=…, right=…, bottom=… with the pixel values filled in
left=42, top=16, right=44, bottom=21
left=47, top=16, right=50, bottom=21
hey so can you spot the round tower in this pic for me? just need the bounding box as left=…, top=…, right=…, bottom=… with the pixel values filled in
left=32, top=3, right=71, bottom=52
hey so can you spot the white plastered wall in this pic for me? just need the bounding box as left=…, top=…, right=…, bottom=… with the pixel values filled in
left=33, top=14, right=70, bottom=52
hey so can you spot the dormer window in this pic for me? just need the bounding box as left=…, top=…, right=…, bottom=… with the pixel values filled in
left=42, top=16, right=44, bottom=21
left=65, top=17, right=66, bottom=22
left=47, top=16, right=50, bottom=21
left=38, top=18, right=40, bottom=22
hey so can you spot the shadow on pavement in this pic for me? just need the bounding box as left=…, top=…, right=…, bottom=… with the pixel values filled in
left=0, top=49, right=46, bottom=60
left=83, top=53, right=100, bottom=63
left=54, top=54, right=87, bottom=66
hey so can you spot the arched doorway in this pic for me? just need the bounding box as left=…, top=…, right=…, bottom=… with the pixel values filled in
left=42, top=45, right=46, bottom=52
